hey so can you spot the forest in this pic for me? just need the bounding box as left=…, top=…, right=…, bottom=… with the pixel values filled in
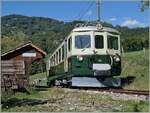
left=2, top=14, right=149, bottom=53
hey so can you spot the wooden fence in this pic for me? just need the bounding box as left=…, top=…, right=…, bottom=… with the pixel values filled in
left=1, top=60, right=27, bottom=94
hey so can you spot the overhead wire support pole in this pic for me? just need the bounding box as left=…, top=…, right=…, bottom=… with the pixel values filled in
left=96, top=0, right=100, bottom=22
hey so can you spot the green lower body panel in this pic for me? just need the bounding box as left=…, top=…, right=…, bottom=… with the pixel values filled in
left=47, top=55, right=121, bottom=87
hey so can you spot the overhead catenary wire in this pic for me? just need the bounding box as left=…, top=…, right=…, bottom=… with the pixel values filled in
left=67, top=0, right=101, bottom=22
left=76, top=1, right=94, bottom=21
left=74, top=1, right=91, bottom=20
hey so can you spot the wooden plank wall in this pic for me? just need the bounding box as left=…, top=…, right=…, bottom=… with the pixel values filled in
left=1, top=60, right=27, bottom=94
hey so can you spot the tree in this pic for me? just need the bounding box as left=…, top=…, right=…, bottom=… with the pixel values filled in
left=141, top=0, right=149, bottom=12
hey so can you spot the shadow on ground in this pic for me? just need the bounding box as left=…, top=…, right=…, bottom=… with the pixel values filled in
left=33, top=85, right=49, bottom=91
left=2, top=98, right=50, bottom=109
left=121, top=76, right=136, bottom=86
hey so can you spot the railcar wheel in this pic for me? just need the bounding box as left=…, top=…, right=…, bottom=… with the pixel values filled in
left=97, top=77, right=106, bottom=82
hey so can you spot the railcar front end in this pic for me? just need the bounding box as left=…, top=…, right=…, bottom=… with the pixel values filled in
left=70, top=27, right=121, bottom=87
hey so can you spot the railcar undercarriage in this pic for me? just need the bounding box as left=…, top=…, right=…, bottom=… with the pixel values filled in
left=52, top=76, right=121, bottom=88
left=71, top=77, right=121, bottom=88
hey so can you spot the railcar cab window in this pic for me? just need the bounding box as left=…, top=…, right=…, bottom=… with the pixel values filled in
left=107, top=35, right=118, bottom=50
left=95, top=35, right=103, bottom=49
left=75, top=35, right=91, bottom=49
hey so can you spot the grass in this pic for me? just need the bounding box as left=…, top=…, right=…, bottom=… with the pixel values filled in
left=121, top=49, right=149, bottom=90
left=29, top=72, right=47, bottom=86
left=2, top=88, right=149, bottom=112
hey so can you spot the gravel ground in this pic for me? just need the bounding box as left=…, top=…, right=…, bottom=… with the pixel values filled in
left=2, top=87, right=149, bottom=112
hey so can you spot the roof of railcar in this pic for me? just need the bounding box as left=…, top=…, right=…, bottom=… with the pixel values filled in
left=72, top=26, right=119, bottom=34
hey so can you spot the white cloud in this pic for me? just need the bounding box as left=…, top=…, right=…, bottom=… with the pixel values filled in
left=109, top=17, right=117, bottom=21
left=121, top=18, right=145, bottom=27
left=85, top=10, right=92, bottom=16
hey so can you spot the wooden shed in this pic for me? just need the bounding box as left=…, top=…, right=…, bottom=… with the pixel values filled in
left=1, top=42, right=47, bottom=93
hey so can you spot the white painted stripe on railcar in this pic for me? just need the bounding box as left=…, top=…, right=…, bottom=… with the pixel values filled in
left=93, top=64, right=111, bottom=70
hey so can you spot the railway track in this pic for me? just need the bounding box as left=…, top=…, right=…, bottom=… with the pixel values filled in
left=34, top=85, right=149, bottom=96
left=95, top=89, right=149, bottom=96
left=71, top=87, right=149, bottom=96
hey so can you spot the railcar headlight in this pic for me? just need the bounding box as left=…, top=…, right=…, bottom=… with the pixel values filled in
left=113, top=56, right=120, bottom=62
left=77, top=55, right=83, bottom=61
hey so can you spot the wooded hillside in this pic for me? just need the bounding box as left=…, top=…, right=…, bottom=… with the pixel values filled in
left=2, top=14, right=149, bottom=54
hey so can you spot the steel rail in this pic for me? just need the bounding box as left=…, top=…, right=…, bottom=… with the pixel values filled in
left=71, top=87, right=149, bottom=96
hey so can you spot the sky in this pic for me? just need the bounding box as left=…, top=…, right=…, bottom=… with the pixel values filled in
left=2, top=0, right=149, bottom=28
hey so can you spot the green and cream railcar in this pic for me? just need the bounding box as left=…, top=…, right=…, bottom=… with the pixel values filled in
left=47, top=25, right=121, bottom=87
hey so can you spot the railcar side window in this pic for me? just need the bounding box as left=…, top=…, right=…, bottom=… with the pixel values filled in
left=51, top=56, right=53, bottom=66
left=64, top=40, right=67, bottom=58
left=56, top=52, right=58, bottom=64
left=68, top=37, right=72, bottom=51
left=107, top=36, right=118, bottom=50
left=62, top=45, right=64, bottom=60
left=75, top=35, right=91, bottom=49
left=95, top=35, right=103, bottom=49
left=54, top=54, right=55, bottom=65
left=52, top=56, right=54, bottom=66
left=59, top=49, right=61, bottom=62
left=50, top=58, right=51, bottom=67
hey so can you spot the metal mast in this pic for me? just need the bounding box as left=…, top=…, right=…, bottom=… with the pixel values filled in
left=96, top=0, right=100, bottom=22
